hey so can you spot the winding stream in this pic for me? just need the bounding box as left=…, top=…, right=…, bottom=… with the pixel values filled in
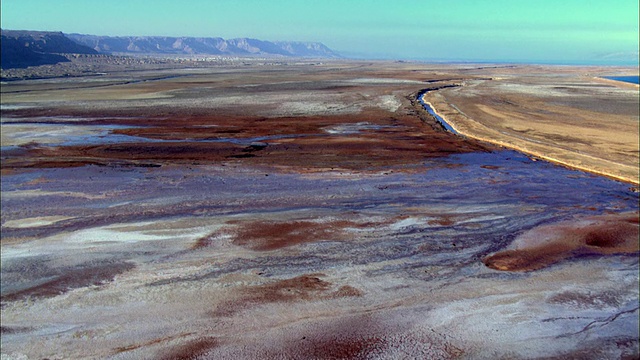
left=417, top=89, right=459, bottom=134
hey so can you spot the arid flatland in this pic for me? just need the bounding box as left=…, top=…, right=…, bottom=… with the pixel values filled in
left=1, top=59, right=638, bottom=359
left=423, top=65, right=639, bottom=184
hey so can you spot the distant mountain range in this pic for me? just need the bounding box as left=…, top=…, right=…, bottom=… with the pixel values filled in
left=1, top=30, right=98, bottom=69
left=1, top=30, right=340, bottom=69
left=67, top=34, right=340, bottom=58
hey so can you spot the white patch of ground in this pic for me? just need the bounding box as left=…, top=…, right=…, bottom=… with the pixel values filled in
left=0, top=124, right=114, bottom=147
left=2, top=216, right=75, bottom=229
left=342, top=78, right=425, bottom=85
left=0, top=104, right=35, bottom=110
left=496, top=83, right=638, bottom=98
left=1, top=189, right=109, bottom=200
left=323, top=122, right=390, bottom=135
left=272, top=101, right=361, bottom=116
left=389, top=217, right=423, bottom=230
left=0, top=219, right=223, bottom=260
left=376, top=95, right=402, bottom=112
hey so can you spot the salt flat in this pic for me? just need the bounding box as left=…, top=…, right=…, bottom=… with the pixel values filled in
left=1, top=60, right=638, bottom=359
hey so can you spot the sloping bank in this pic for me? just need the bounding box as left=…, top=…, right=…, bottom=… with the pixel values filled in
left=419, top=88, right=639, bottom=186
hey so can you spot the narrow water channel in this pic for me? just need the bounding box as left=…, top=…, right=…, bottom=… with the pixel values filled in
left=417, top=90, right=459, bottom=134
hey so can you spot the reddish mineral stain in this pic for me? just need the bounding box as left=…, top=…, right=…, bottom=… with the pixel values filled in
left=157, top=337, right=219, bottom=360
left=211, top=274, right=362, bottom=317
left=1, top=262, right=135, bottom=304
left=232, top=220, right=356, bottom=251
left=483, top=213, right=639, bottom=272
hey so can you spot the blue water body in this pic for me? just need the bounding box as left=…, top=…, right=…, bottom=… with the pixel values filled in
left=604, top=76, right=640, bottom=84
left=417, top=92, right=459, bottom=134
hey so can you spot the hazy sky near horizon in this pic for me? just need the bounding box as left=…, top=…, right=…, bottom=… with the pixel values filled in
left=2, top=0, right=638, bottom=64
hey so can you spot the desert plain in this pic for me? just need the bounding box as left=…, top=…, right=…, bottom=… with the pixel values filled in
left=1, top=59, right=639, bottom=359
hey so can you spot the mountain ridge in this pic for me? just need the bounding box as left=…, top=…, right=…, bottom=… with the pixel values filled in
left=1, top=29, right=98, bottom=69
left=66, top=33, right=340, bottom=58
left=2, top=30, right=99, bottom=54
left=1, top=30, right=340, bottom=69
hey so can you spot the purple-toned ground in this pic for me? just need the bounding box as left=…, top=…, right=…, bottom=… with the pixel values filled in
left=1, top=60, right=638, bottom=359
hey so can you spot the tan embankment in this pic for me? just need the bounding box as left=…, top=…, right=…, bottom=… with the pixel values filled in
left=594, top=76, right=640, bottom=89
left=422, top=93, right=639, bottom=185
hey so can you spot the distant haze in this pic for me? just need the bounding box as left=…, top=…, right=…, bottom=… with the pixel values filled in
left=1, top=0, right=638, bottom=65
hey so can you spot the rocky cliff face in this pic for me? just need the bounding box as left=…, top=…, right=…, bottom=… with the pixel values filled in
left=1, top=30, right=340, bottom=69
left=1, top=30, right=98, bottom=69
left=2, top=30, right=99, bottom=55
left=66, top=34, right=340, bottom=57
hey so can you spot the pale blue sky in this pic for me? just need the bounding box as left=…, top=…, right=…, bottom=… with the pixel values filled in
left=1, top=0, right=638, bottom=64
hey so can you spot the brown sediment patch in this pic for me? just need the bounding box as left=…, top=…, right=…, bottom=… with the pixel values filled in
left=211, top=274, right=363, bottom=317
left=0, top=262, right=135, bottom=304
left=293, top=334, right=383, bottom=359
left=22, top=176, right=50, bottom=186
left=231, top=220, right=357, bottom=251
left=1, top=159, right=111, bottom=170
left=483, top=213, right=639, bottom=271
left=109, top=114, right=373, bottom=140
left=156, top=337, right=219, bottom=360
left=262, top=315, right=386, bottom=359
left=191, top=234, right=214, bottom=250
left=428, top=215, right=456, bottom=226
left=0, top=168, right=19, bottom=176
left=1, top=104, right=494, bottom=172
left=56, top=142, right=245, bottom=161
left=255, top=274, right=332, bottom=301
left=483, top=246, right=573, bottom=272
left=267, top=314, right=464, bottom=359
left=0, top=142, right=242, bottom=170
left=190, top=216, right=384, bottom=252
left=330, top=285, right=365, bottom=298
left=113, top=332, right=196, bottom=354
left=3, top=129, right=489, bottom=172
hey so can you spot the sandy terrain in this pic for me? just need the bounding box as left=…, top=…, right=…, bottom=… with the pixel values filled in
left=423, top=66, right=639, bottom=184
left=1, top=60, right=638, bottom=359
